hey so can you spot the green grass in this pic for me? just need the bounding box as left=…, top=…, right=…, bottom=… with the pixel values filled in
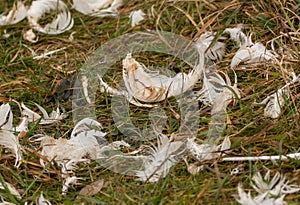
left=0, top=0, right=300, bottom=204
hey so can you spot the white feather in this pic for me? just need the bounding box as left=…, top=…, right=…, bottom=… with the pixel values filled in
left=21, top=103, right=66, bottom=124
left=37, top=192, right=52, bottom=205
left=0, top=130, right=22, bottom=167
left=0, top=1, right=27, bottom=26
left=0, top=103, right=13, bottom=131
left=186, top=136, right=230, bottom=161
left=0, top=181, right=21, bottom=200
left=129, top=9, right=145, bottom=27
left=236, top=184, right=287, bottom=205
left=72, top=0, right=123, bottom=17
left=27, top=0, right=74, bottom=35
left=251, top=171, right=300, bottom=196
left=236, top=170, right=300, bottom=205
left=135, top=134, right=185, bottom=182
left=21, top=103, right=41, bottom=122
left=231, top=42, right=278, bottom=68
left=257, top=74, right=299, bottom=118
left=196, top=68, right=227, bottom=105
left=224, top=24, right=251, bottom=47
left=122, top=52, right=205, bottom=103
left=195, top=31, right=226, bottom=61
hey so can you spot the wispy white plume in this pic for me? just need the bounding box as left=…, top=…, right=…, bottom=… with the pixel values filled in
left=27, top=0, right=74, bottom=34
left=257, top=73, right=299, bottom=118
left=224, top=24, right=278, bottom=68
left=251, top=170, right=300, bottom=196
left=196, top=68, right=228, bottom=106
left=224, top=24, right=250, bottom=47
left=39, top=118, right=106, bottom=193
left=195, top=31, right=226, bottom=61
left=236, top=183, right=287, bottom=205
left=135, top=134, right=185, bottom=182
left=187, top=136, right=230, bottom=161
left=236, top=170, right=300, bottom=205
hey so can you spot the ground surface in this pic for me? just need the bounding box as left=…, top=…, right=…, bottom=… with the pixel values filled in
left=0, top=0, right=300, bottom=204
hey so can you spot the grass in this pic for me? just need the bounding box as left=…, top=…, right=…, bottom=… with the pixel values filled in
left=0, top=0, right=300, bottom=204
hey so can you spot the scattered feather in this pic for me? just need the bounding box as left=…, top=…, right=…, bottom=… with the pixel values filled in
left=187, top=136, right=231, bottom=161
left=21, top=103, right=41, bottom=122
left=72, top=0, right=123, bottom=17
left=33, top=47, right=67, bottom=60
left=71, top=118, right=107, bottom=139
left=263, top=88, right=288, bottom=119
left=39, top=118, right=107, bottom=193
left=195, top=67, right=239, bottom=144
left=0, top=181, right=21, bottom=200
left=0, top=130, right=22, bottom=167
left=37, top=192, right=52, bottom=205
left=195, top=32, right=226, bottom=61
left=196, top=68, right=228, bottom=106
left=98, top=50, right=205, bottom=107
left=23, top=29, right=39, bottom=43
left=0, top=0, right=27, bottom=26
left=257, top=73, right=299, bottom=118
left=27, top=0, right=74, bottom=34
left=236, top=170, right=300, bottom=205
left=236, top=184, right=287, bottom=205
left=39, top=135, right=91, bottom=194
left=206, top=72, right=239, bottom=143
left=129, top=9, right=145, bottom=27
left=251, top=170, right=300, bottom=196
left=40, top=133, right=101, bottom=171
left=223, top=24, right=250, bottom=47
left=135, top=134, right=185, bottom=182
left=21, top=103, right=66, bottom=124
left=122, top=52, right=204, bottom=103
left=0, top=103, right=13, bottom=131
left=231, top=42, right=278, bottom=68
left=62, top=176, right=81, bottom=195
left=15, top=116, right=29, bottom=133
left=224, top=25, right=278, bottom=68
left=98, top=74, right=156, bottom=108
